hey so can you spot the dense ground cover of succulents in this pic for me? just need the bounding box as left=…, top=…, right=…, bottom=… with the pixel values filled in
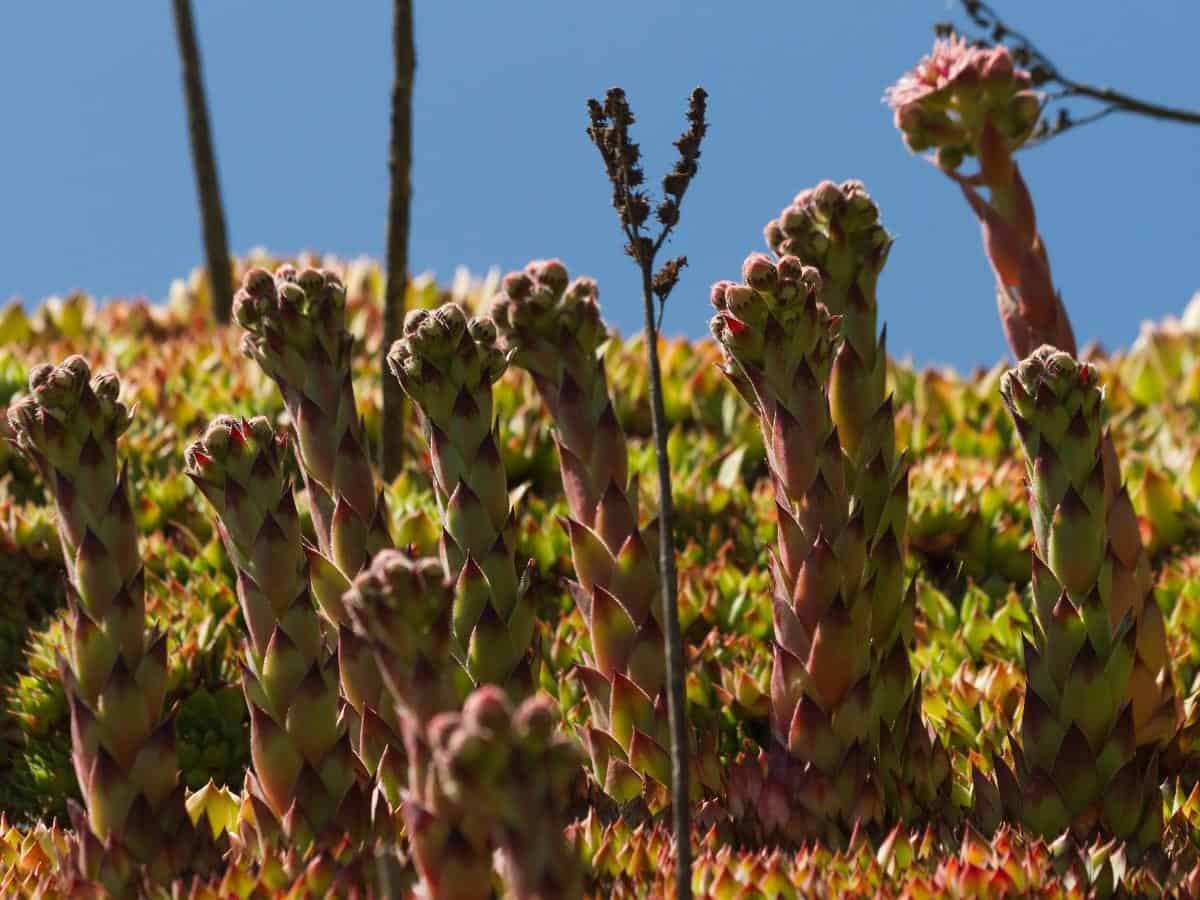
left=4, top=33, right=1200, bottom=900
left=2, top=247, right=1199, bottom=897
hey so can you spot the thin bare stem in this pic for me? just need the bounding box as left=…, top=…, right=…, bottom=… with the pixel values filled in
left=638, top=261, right=690, bottom=900
left=1056, top=80, right=1200, bottom=127
left=170, top=0, right=233, bottom=324
left=381, top=0, right=416, bottom=480
left=1025, top=105, right=1119, bottom=148
left=585, top=86, right=708, bottom=900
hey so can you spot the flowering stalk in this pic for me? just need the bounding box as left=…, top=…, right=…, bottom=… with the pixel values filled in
left=765, top=182, right=950, bottom=820
left=406, top=687, right=581, bottom=900
left=494, top=693, right=584, bottom=900
left=342, top=548, right=459, bottom=808
left=711, top=258, right=880, bottom=842
left=887, top=35, right=1075, bottom=359
left=995, top=346, right=1177, bottom=842
left=765, top=181, right=892, bottom=467
left=387, top=304, right=536, bottom=695
left=186, top=416, right=367, bottom=849
left=405, top=697, right=497, bottom=900
left=234, top=264, right=399, bottom=802
left=233, top=264, right=391, bottom=580
left=491, top=260, right=721, bottom=808
left=8, top=358, right=193, bottom=891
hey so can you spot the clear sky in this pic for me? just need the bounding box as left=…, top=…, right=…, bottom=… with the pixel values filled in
left=3, top=1, right=1198, bottom=370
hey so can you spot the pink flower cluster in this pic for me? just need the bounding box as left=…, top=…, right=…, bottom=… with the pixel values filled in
left=885, top=35, right=1039, bottom=163
left=886, top=35, right=1027, bottom=110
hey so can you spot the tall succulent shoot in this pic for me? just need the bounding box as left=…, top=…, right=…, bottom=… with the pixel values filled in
left=234, top=264, right=408, bottom=806
left=233, top=265, right=390, bottom=580
left=407, top=687, right=582, bottom=900
left=387, top=304, right=535, bottom=694
left=765, top=182, right=949, bottom=820
left=764, top=181, right=892, bottom=470
left=186, top=416, right=365, bottom=848
left=998, top=347, right=1176, bottom=842
left=495, top=694, right=583, bottom=900
left=491, top=260, right=719, bottom=808
left=711, top=257, right=881, bottom=840
left=342, top=548, right=458, bottom=808
left=887, top=35, right=1076, bottom=359
left=7, top=358, right=189, bottom=886
left=233, top=264, right=399, bottom=801
left=490, top=262, right=624, bottom=534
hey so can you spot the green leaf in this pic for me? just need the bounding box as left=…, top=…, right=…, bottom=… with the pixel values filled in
left=717, top=445, right=747, bottom=490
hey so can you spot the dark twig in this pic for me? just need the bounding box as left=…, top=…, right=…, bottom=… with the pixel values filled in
left=381, top=0, right=416, bottom=480
left=586, top=86, right=708, bottom=900
left=950, top=0, right=1200, bottom=144
left=170, top=0, right=234, bottom=324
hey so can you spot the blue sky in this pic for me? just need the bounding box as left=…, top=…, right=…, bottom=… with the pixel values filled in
left=3, top=1, right=1198, bottom=369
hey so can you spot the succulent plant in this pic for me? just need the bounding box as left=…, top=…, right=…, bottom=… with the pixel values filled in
left=12, top=239, right=1200, bottom=895
left=711, top=257, right=881, bottom=840
left=186, top=415, right=369, bottom=850
left=1119, top=303, right=1200, bottom=407
left=908, top=452, right=1032, bottom=582
left=0, top=815, right=70, bottom=899
left=175, top=686, right=250, bottom=791
left=887, top=35, right=1075, bottom=359
left=178, top=840, right=408, bottom=900
left=387, top=303, right=536, bottom=695
left=233, top=264, right=391, bottom=580
left=701, top=632, right=772, bottom=723
left=232, top=264, right=415, bottom=799
left=489, top=262, right=621, bottom=520
left=764, top=181, right=892, bottom=468
left=490, top=259, right=721, bottom=808
left=6, top=357, right=199, bottom=890
left=404, top=687, right=508, bottom=900
left=493, top=693, right=584, bottom=900
left=570, top=813, right=1180, bottom=898
left=406, top=686, right=582, bottom=900
left=987, top=346, right=1178, bottom=843
left=766, top=181, right=952, bottom=822
left=341, top=547, right=460, bottom=808
left=234, top=262, right=412, bottom=801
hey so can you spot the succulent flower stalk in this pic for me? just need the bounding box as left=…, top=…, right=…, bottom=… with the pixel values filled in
left=710, top=258, right=881, bottom=840
left=886, top=35, right=1075, bottom=359
left=186, top=415, right=367, bottom=849
left=494, top=694, right=583, bottom=900
left=405, top=687, right=509, bottom=900
left=764, top=182, right=892, bottom=467
left=407, top=686, right=581, bottom=900
left=489, top=262, right=626, bottom=530
left=387, top=303, right=535, bottom=695
left=490, top=260, right=720, bottom=808
left=233, top=264, right=407, bottom=807
left=234, top=265, right=391, bottom=580
left=7, top=357, right=194, bottom=889
left=996, top=346, right=1177, bottom=842
left=342, top=548, right=460, bottom=807
left=765, top=183, right=950, bottom=820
